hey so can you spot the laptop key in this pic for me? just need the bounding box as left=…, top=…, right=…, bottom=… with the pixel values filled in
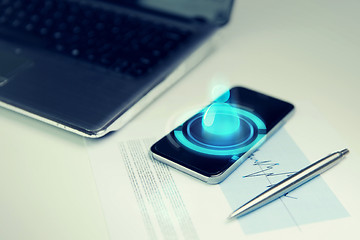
left=0, top=0, right=193, bottom=78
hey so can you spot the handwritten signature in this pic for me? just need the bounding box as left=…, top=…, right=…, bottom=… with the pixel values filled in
left=243, top=153, right=297, bottom=199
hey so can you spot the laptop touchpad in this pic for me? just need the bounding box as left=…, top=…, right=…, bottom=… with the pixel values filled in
left=0, top=51, right=33, bottom=87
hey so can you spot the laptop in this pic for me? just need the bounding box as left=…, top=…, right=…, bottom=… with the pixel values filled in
left=0, top=0, right=234, bottom=138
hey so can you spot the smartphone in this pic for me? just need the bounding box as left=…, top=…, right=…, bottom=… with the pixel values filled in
left=150, top=86, right=294, bottom=184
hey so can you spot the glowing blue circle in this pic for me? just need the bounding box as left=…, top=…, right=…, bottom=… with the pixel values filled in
left=174, top=106, right=266, bottom=156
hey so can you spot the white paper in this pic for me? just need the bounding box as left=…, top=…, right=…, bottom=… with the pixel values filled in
left=86, top=102, right=359, bottom=240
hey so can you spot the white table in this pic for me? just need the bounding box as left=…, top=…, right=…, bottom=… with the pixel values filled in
left=1, top=1, right=359, bottom=239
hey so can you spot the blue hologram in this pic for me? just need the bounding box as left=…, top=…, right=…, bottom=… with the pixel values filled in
left=211, top=85, right=230, bottom=103
left=174, top=105, right=267, bottom=156
left=202, top=102, right=240, bottom=137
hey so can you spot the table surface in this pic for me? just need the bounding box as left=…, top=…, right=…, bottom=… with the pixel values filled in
left=1, top=1, right=359, bottom=239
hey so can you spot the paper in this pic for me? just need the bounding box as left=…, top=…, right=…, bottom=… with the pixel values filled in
left=118, top=139, right=198, bottom=239
left=85, top=101, right=359, bottom=239
left=86, top=130, right=348, bottom=239
left=87, top=137, right=202, bottom=240
left=221, top=129, right=348, bottom=234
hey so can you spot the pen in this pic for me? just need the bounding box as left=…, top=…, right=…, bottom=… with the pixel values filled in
left=228, top=148, right=349, bottom=219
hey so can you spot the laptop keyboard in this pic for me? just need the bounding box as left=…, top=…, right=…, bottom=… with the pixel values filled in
left=0, top=0, right=192, bottom=77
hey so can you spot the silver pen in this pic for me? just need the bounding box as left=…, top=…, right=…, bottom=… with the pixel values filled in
left=228, top=148, right=349, bottom=219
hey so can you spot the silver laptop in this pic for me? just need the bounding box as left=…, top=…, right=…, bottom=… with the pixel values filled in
left=0, top=0, right=233, bottom=138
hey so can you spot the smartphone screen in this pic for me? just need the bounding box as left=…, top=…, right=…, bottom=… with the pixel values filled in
left=151, top=87, right=294, bottom=184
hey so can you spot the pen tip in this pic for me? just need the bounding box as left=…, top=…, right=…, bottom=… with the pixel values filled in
left=228, top=210, right=244, bottom=220
left=227, top=211, right=238, bottom=220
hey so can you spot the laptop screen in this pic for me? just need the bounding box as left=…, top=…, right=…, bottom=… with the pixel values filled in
left=102, top=0, right=234, bottom=25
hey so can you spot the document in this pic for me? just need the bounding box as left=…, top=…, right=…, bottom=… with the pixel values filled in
left=221, top=129, right=348, bottom=234
left=86, top=102, right=359, bottom=240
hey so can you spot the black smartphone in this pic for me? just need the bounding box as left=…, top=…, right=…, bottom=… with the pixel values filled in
left=150, top=87, right=294, bottom=184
